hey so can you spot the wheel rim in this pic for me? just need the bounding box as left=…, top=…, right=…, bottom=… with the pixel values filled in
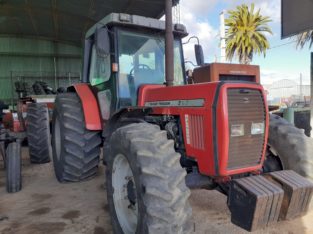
left=54, top=117, right=61, bottom=161
left=112, top=154, right=138, bottom=234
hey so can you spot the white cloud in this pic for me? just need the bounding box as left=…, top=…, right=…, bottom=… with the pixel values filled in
left=178, top=0, right=219, bottom=66
left=179, top=0, right=218, bottom=18
left=224, top=0, right=281, bottom=23
left=255, top=0, right=281, bottom=23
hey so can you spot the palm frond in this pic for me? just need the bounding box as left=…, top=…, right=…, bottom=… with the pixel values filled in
left=296, top=30, right=313, bottom=49
left=225, top=3, right=272, bottom=64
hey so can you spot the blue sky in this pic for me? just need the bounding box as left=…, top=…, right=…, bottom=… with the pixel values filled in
left=178, top=0, right=312, bottom=85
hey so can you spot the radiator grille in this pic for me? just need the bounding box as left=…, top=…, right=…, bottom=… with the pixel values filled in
left=189, top=115, right=205, bottom=150
left=227, top=88, right=266, bottom=170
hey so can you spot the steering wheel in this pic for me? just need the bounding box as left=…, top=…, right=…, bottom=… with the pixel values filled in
left=129, top=64, right=152, bottom=76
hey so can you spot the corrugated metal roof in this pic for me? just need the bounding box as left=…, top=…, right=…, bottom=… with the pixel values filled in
left=0, top=0, right=178, bottom=46
left=0, top=37, right=82, bottom=102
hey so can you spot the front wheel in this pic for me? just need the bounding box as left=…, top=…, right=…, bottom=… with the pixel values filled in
left=106, top=123, right=192, bottom=234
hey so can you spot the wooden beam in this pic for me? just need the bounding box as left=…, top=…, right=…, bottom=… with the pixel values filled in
left=6, top=4, right=23, bottom=34
left=0, top=51, right=81, bottom=59
left=0, top=4, right=95, bottom=23
left=51, top=0, right=59, bottom=40
left=0, top=34, right=82, bottom=47
left=24, top=0, right=39, bottom=36
left=81, top=0, right=95, bottom=41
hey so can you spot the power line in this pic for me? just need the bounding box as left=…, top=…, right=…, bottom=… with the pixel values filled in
left=269, top=40, right=298, bottom=49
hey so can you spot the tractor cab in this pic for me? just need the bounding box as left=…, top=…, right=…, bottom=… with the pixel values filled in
left=82, top=13, right=188, bottom=113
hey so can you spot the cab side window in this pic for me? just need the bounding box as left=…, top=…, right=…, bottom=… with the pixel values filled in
left=89, top=45, right=111, bottom=86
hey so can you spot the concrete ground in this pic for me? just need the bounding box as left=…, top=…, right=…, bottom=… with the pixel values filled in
left=0, top=147, right=313, bottom=234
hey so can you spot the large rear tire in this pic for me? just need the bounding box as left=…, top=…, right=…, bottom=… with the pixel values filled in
left=51, top=93, right=101, bottom=182
left=26, top=103, right=51, bottom=164
left=106, top=123, right=192, bottom=234
left=6, top=142, right=22, bottom=193
left=268, top=114, right=313, bottom=181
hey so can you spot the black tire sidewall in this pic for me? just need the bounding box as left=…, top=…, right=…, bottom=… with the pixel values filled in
left=51, top=102, right=67, bottom=182
left=51, top=93, right=101, bottom=182
left=5, top=142, right=22, bottom=193
left=26, top=103, right=51, bottom=163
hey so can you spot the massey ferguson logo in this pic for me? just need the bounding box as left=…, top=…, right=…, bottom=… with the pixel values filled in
left=243, top=97, right=250, bottom=103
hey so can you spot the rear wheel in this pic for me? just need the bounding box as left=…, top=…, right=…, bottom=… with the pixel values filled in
left=106, top=123, right=192, bottom=234
left=26, top=103, right=51, bottom=164
left=51, top=93, right=101, bottom=182
left=6, top=142, right=22, bottom=193
left=268, top=114, right=313, bottom=181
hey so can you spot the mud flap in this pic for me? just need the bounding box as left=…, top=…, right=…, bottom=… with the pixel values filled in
left=228, top=171, right=313, bottom=232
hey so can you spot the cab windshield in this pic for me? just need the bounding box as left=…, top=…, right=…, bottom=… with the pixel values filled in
left=117, top=30, right=184, bottom=106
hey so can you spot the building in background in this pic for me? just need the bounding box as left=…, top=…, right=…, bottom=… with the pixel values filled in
left=264, top=79, right=310, bottom=106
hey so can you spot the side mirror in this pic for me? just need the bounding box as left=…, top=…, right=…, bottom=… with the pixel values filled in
left=195, top=44, right=204, bottom=66
left=95, top=27, right=110, bottom=56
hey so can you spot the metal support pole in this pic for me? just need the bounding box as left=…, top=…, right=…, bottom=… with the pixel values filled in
left=53, top=41, right=58, bottom=89
left=10, top=71, right=14, bottom=110
left=165, top=0, right=174, bottom=87
left=300, top=73, right=303, bottom=101
left=220, top=10, right=226, bottom=63
left=283, top=107, right=294, bottom=124
left=68, top=72, right=71, bottom=86
left=310, top=52, right=313, bottom=137
left=54, top=57, right=57, bottom=89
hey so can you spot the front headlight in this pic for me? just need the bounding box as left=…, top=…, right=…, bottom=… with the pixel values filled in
left=231, top=124, right=244, bottom=137
left=251, top=122, right=264, bottom=135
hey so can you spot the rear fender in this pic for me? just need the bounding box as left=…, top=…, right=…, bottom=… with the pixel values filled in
left=70, top=84, right=102, bottom=131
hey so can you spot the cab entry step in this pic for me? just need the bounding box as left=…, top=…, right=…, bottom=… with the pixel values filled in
left=228, top=171, right=313, bottom=232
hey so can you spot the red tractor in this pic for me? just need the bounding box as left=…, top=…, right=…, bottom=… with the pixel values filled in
left=51, top=9, right=313, bottom=234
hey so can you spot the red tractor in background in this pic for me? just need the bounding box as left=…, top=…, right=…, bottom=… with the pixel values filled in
left=3, top=81, right=55, bottom=164
left=50, top=8, right=313, bottom=234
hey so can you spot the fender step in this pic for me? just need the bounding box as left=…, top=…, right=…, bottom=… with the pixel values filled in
left=227, top=171, right=313, bottom=232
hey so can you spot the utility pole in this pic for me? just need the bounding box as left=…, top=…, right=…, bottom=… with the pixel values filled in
left=300, top=73, right=303, bottom=101
left=220, top=10, right=226, bottom=63
left=310, top=52, right=313, bottom=137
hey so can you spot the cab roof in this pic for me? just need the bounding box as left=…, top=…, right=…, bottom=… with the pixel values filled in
left=85, top=13, right=188, bottom=39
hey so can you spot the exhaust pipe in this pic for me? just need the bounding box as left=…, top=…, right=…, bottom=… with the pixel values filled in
left=165, top=0, right=174, bottom=86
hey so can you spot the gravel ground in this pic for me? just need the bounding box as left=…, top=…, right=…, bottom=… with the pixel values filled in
left=0, top=147, right=312, bottom=234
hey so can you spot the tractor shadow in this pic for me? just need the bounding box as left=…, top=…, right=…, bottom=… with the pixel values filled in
left=189, top=188, right=312, bottom=234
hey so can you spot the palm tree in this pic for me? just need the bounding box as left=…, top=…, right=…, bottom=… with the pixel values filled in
left=296, top=30, right=313, bottom=49
left=225, top=4, right=272, bottom=64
